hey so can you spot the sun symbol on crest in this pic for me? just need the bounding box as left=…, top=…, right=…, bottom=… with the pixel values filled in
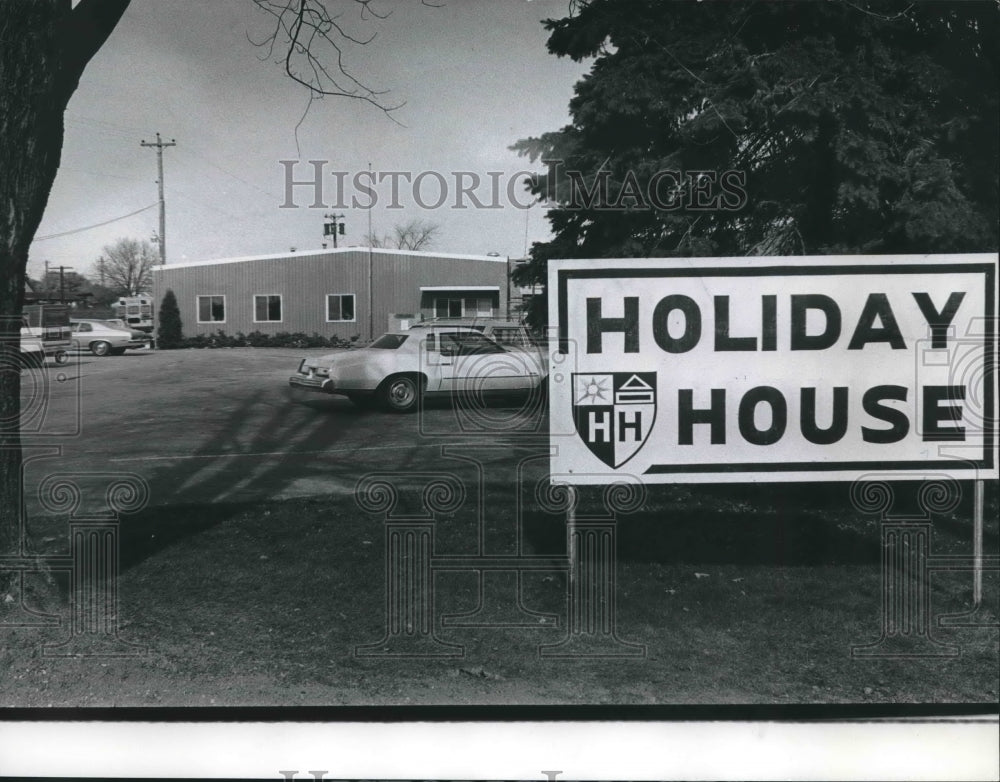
left=576, top=375, right=610, bottom=404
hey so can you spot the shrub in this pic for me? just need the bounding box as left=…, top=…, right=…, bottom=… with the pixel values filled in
left=184, top=334, right=209, bottom=349
left=156, top=289, right=183, bottom=349
left=245, top=330, right=272, bottom=347
left=174, top=330, right=357, bottom=349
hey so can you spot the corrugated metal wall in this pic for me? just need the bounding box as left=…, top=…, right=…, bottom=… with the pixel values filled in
left=152, top=249, right=510, bottom=340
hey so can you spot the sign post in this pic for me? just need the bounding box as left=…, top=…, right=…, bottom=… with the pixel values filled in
left=974, top=478, right=984, bottom=607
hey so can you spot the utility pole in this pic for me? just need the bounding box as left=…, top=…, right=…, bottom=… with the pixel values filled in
left=58, top=266, right=74, bottom=304
left=367, top=163, right=373, bottom=341
left=506, top=256, right=511, bottom=320
left=140, top=132, right=176, bottom=264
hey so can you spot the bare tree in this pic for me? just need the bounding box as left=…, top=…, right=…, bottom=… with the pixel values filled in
left=98, top=238, right=156, bottom=295
left=0, top=0, right=427, bottom=603
left=249, top=0, right=442, bottom=119
left=365, top=219, right=440, bottom=250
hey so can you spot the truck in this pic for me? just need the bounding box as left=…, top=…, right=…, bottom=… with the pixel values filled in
left=113, top=295, right=155, bottom=333
left=20, top=304, right=72, bottom=365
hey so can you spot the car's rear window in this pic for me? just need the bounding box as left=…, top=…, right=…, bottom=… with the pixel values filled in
left=370, top=334, right=409, bottom=349
left=491, top=328, right=534, bottom=348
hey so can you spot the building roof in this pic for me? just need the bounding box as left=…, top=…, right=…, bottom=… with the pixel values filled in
left=152, top=247, right=507, bottom=272
left=419, top=285, right=501, bottom=292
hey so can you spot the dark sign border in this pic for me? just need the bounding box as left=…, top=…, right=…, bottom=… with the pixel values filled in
left=554, top=260, right=997, bottom=476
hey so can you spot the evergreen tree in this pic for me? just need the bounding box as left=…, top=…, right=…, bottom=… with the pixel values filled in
left=156, top=289, right=183, bottom=350
left=513, top=0, right=998, bottom=326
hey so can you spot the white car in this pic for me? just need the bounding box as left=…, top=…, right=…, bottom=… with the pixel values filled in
left=70, top=319, right=148, bottom=357
left=289, top=325, right=546, bottom=412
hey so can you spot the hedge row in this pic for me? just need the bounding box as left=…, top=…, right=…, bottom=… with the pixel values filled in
left=172, top=330, right=361, bottom=349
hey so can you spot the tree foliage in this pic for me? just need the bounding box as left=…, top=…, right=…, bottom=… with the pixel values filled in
left=156, top=289, right=183, bottom=350
left=97, top=237, right=156, bottom=296
left=513, top=0, right=999, bottom=325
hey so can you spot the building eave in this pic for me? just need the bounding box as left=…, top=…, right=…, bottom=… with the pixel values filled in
left=152, top=247, right=508, bottom=272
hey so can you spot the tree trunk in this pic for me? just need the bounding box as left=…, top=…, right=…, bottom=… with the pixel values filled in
left=0, top=3, right=68, bottom=583
left=800, top=108, right=839, bottom=253
left=0, top=0, right=131, bottom=592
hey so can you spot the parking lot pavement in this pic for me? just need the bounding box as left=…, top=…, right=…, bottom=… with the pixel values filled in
left=20, top=347, right=550, bottom=513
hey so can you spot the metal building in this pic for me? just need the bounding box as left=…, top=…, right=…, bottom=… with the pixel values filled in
left=151, top=247, right=511, bottom=341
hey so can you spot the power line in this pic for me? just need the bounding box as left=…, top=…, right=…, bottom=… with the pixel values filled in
left=65, top=112, right=156, bottom=136
left=33, top=203, right=158, bottom=241
left=175, top=145, right=285, bottom=202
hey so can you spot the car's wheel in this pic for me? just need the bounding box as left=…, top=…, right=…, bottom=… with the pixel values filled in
left=53, top=350, right=69, bottom=365
left=90, top=341, right=111, bottom=357
left=109, top=348, right=127, bottom=356
left=379, top=375, right=423, bottom=413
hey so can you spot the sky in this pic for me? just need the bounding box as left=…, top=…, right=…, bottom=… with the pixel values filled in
left=29, top=0, right=590, bottom=281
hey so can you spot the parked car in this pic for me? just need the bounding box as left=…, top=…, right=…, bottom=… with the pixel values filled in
left=19, top=304, right=72, bottom=366
left=412, top=318, right=542, bottom=349
left=289, top=325, right=546, bottom=412
left=70, top=319, right=148, bottom=356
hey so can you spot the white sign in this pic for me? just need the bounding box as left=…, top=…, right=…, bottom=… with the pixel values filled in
left=548, top=254, right=998, bottom=483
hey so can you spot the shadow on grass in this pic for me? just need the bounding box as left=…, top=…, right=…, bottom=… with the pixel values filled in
left=521, top=507, right=880, bottom=566
left=100, top=389, right=546, bottom=575
left=521, top=480, right=998, bottom=567
left=117, top=501, right=249, bottom=572
left=109, top=477, right=984, bottom=577
left=619, top=511, right=879, bottom=566
left=105, top=385, right=374, bottom=571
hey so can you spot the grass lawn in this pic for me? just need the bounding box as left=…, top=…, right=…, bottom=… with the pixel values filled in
left=3, top=479, right=997, bottom=707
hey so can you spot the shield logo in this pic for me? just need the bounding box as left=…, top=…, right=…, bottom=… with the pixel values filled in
left=572, top=372, right=657, bottom=468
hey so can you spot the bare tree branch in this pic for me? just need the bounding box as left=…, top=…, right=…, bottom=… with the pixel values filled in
left=365, top=219, right=440, bottom=250
left=249, top=0, right=412, bottom=121
left=99, top=237, right=156, bottom=295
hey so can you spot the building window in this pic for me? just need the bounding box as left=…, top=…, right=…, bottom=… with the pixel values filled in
left=254, top=294, right=282, bottom=322
left=197, top=295, right=226, bottom=323
left=435, top=297, right=463, bottom=318
left=327, top=293, right=356, bottom=322
left=470, top=297, right=493, bottom=317
left=433, top=297, right=493, bottom=318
